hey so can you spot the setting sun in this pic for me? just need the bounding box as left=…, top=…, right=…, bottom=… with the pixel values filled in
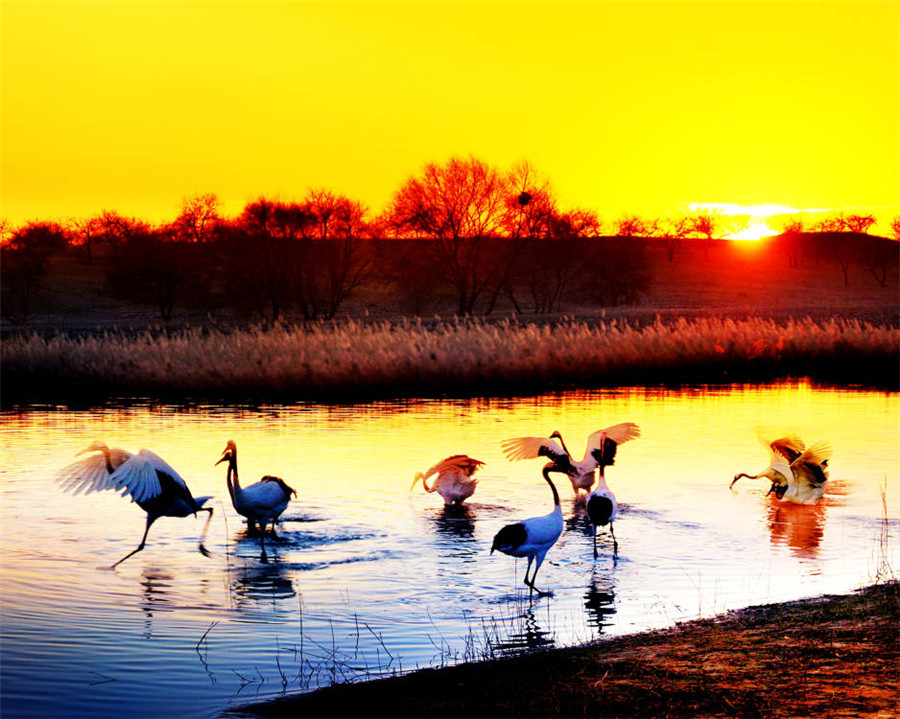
left=727, top=220, right=778, bottom=241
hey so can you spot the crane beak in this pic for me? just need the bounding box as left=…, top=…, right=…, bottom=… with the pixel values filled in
left=216, top=451, right=230, bottom=466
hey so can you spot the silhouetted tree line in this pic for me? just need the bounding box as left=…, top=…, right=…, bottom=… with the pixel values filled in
left=2, top=157, right=898, bottom=325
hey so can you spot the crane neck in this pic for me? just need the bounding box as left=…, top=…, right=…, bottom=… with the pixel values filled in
left=555, top=433, right=572, bottom=459
left=224, top=453, right=242, bottom=499
left=415, top=472, right=434, bottom=493
left=594, top=468, right=611, bottom=492
left=542, top=466, right=561, bottom=507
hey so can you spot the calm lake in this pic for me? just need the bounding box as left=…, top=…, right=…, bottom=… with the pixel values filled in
left=1, top=381, right=898, bottom=719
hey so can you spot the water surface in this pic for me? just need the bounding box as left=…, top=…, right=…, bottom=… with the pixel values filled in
left=1, top=381, right=897, bottom=718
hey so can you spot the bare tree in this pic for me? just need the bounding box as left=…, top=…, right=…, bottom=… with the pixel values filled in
left=106, top=225, right=186, bottom=327
left=218, top=199, right=307, bottom=323
left=779, top=216, right=806, bottom=235
left=857, top=238, right=899, bottom=288
left=383, top=156, right=515, bottom=314
left=95, top=211, right=148, bottom=262
left=68, top=215, right=105, bottom=265
left=174, top=193, right=221, bottom=243
left=655, top=216, right=690, bottom=262
left=285, top=190, right=373, bottom=319
left=844, top=213, right=877, bottom=234
left=504, top=161, right=557, bottom=239
left=615, top=215, right=652, bottom=238
left=820, top=234, right=857, bottom=286
left=1, top=221, right=68, bottom=324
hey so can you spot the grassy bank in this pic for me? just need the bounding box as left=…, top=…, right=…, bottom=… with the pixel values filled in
left=3, top=316, right=898, bottom=403
left=229, top=581, right=899, bottom=718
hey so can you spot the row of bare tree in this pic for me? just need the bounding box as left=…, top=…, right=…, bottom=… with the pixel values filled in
left=2, top=156, right=898, bottom=325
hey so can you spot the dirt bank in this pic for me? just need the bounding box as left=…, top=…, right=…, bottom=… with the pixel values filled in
left=230, top=581, right=898, bottom=718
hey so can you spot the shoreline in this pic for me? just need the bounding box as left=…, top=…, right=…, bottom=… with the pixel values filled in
left=227, top=581, right=899, bottom=718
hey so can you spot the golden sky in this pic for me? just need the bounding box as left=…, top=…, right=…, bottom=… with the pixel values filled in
left=2, top=0, right=898, bottom=233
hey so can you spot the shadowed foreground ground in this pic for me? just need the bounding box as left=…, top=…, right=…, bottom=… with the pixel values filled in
left=230, top=581, right=898, bottom=718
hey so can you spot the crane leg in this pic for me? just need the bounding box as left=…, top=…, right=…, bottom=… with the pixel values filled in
left=610, top=523, right=618, bottom=556
left=523, top=556, right=535, bottom=594
left=198, top=507, right=214, bottom=558
left=109, top=515, right=156, bottom=569
left=259, top=520, right=269, bottom=562
left=593, top=525, right=598, bottom=560
left=528, top=556, right=552, bottom=597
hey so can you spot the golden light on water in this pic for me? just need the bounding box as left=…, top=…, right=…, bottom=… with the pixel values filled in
left=1, top=383, right=898, bottom=717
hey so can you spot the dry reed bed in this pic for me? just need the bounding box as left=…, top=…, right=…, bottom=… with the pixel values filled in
left=3, top=317, right=897, bottom=397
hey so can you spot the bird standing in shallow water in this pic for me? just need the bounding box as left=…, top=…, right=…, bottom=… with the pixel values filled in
left=731, top=435, right=831, bottom=505
left=502, top=423, right=641, bottom=499
left=491, top=466, right=563, bottom=597
left=217, top=440, right=296, bottom=557
left=586, top=430, right=637, bottom=558
left=410, top=454, right=485, bottom=506
left=55, top=441, right=213, bottom=569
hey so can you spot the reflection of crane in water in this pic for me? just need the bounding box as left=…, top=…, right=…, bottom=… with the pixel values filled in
left=411, top=455, right=485, bottom=506
left=767, top=500, right=828, bottom=560
left=731, top=435, right=831, bottom=504
left=56, top=442, right=213, bottom=569
left=489, top=608, right=555, bottom=656
left=502, top=423, right=640, bottom=499
left=230, top=561, right=298, bottom=611
left=584, top=574, right=617, bottom=635
left=431, top=504, right=477, bottom=541
left=139, top=568, right=173, bottom=638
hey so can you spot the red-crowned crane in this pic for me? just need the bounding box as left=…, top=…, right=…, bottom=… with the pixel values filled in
left=585, top=430, right=638, bottom=558
left=731, top=435, right=831, bottom=504
left=55, top=441, right=213, bottom=569
left=217, top=440, right=296, bottom=556
left=410, top=454, right=485, bottom=506
left=490, top=466, right=563, bottom=597
left=501, top=423, right=641, bottom=498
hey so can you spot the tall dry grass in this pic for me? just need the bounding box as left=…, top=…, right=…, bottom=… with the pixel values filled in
left=2, top=316, right=897, bottom=398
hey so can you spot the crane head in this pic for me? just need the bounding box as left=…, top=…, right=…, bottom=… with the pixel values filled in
left=78, top=440, right=109, bottom=455
left=217, top=439, right=237, bottom=465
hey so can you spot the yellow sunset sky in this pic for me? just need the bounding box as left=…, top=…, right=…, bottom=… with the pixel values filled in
left=2, top=0, right=898, bottom=235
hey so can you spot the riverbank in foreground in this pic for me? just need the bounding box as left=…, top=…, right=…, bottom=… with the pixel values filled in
left=230, top=581, right=898, bottom=718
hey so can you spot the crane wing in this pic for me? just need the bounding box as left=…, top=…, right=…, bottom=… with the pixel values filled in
left=501, top=437, right=566, bottom=463
left=55, top=451, right=128, bottom=496
left=109, top=449, right=186, bottom=504
left=422, top=454, right=485, bottom=479
left=586, top=423, right=641, bottom=452
left=261, top=475, right=297, bottom=498
left=791, top=441, right=831, bottom=485
left=759, top=434, right=806, bottom=464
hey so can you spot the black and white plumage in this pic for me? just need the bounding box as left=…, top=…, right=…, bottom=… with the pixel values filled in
left=490, top=467, right=563, bottom=597
left=731, top=435, right=831, bottom=505
left=217, top=440, right=296, bottom=556
left=501, top=423, right=641, bottom=497
left=410, top=454, right=485, bottom=506
left=585, top=435, right=629, bottom=559
left=55, top=441, right=213, bottom=569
